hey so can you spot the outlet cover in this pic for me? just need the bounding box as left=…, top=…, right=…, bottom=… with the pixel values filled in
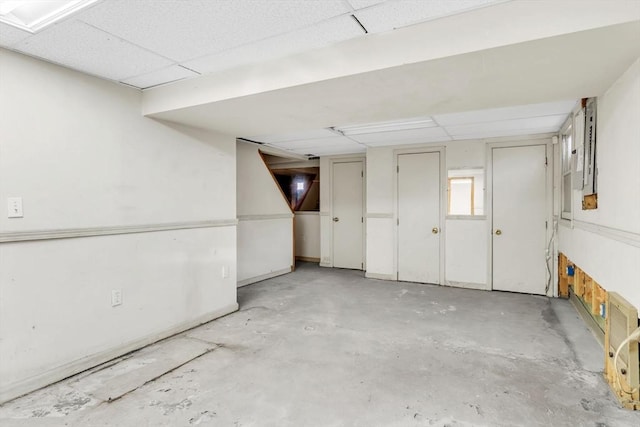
left=111, top=289, right=122, bottom=307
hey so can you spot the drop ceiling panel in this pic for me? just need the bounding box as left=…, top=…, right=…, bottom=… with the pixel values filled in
left=122, top=65, right=200, bottom=89
left=445, top=114, right=568, bottom=137
left=268, top=136, right=354, bottom=150
left=347, top=0, right=386, bottom=10
left=0, top=22, right=31, bottom=47
left=433, top=100, right=577, bottom=126
left=182, top=15, right=364, bottom=75
left=348, top=126, right=450, bottom=144
left=250, top=129, right=338, bottom=144
left=354, top=0, right=500, bottom=33
left=290, top=144, right=366, bottom=156
left=450, top=127, right=561, bottom=141
left=78, top=0, right=351, bottom=62
left=14, top=20, right=173, bottom=81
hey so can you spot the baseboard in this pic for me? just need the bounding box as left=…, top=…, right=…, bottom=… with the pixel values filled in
left=569, top=290, right=605, bottom=348
left=237, top=267, right=292, bottom=287
left=295, top=256, right=320, bottom=263
left=0, top=302, right=239, bottom=405
left=319, top=262, right=332, bottom=268
left=444, top=280, right=490, bottom=291
left=365, top=272, right=395, bottom=281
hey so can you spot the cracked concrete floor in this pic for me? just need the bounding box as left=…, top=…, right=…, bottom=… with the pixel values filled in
left=1, top=262, right=639, bottom=426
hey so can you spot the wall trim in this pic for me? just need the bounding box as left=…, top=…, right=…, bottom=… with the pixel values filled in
left=237, top=213, right=294, bottom=221
left=559, top=219, right=640, bottom=248
left=0, top=219, right=238, bottom=244
left=295, top=256, right=320, bottom=263
left=444, top=280, right=490, bottom=291
left=366, top=213, right=394, bottom=219
left=365, top=272, right=395, bottom=281
left=294, top=211, right=320, bottom=216
left=319, top=211, right=330, bottom=216
left=237, top=267, right=292, bottom=287
left=0, top=302, right=239, bottom=405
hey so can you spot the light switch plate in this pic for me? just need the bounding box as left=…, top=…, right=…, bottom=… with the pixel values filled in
left=8, top=197, right=23, bottom=218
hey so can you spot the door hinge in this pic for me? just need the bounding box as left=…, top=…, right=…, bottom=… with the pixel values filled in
left=397, top=165, right=399, bottom=173
left=361, top=217, right=363, bottom=223
left=361, top=171, right=363, bottom=178
left=545, top=157, right=548, bottom=166
left=397, top=218, right=399, bottom=226
left=545, top=221, right=548, bottom=229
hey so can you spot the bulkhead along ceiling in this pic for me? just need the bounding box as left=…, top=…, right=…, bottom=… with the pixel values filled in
left=0, top=0, right=504, bottom=89
left=2, top=1, right=639, bottom=157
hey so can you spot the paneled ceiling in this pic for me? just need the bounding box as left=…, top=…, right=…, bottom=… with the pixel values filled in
left=247, top=100, right=576, bottom=156
left=2, top=1, right=638, bottom=157
left=0, top=0, right=503, bottom=89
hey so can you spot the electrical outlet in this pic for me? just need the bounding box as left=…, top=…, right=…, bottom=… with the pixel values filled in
left=111, top=289, right=122, bottom=307
left=7, top=197, right=23, bottom=218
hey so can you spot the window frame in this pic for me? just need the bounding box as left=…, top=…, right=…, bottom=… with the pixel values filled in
left=560, top=117, right=573, bottom=220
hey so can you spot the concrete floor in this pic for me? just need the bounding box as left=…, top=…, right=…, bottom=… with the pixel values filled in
left=1, top=262, right=639, bottom=426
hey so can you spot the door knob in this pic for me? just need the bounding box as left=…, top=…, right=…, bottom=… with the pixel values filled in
left=432, top=227, right=439, bottom=234
left=495, top=229, right=502, bottom=235
left=333, top=217, right=339, bottom=222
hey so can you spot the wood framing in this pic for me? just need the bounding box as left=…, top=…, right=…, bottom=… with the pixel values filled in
left=559, top=252, right=640, bottom=410
left=582, top=193, right=598, bottom=210
left=604, top=292, right=640, bottom=410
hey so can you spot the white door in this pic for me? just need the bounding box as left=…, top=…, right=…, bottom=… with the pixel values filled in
left=492, top=145, right=547, bottom=294
left=397, top=152, right=441, bottom=284
left=332, top=161, right=364, bottom=269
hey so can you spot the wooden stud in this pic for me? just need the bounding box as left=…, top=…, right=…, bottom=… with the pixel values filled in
left=582, top=193, right=598, bottom=210
left=592, top=282, right=606, bottom=316
left=584, top=274, right=593, bottom=306
left=558, top=253, right=569, bottom=298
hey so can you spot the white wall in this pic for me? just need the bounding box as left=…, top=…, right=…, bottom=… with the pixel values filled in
left=363, top=142, right=488, bottom=287
left=559, top=58, right=640, bottom=309
left=236, top=141, right=293, bottom=286
left=445, top=141, right=488, bottom=289
left=0, top=49, right=238, bottom=403
left=365, top=148, right=395, bottom=279
left=295, top=212, right=320, bottom=260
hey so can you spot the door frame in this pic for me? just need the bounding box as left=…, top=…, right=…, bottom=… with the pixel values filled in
left=486, top=137, right=554, bottom=296
left=393, top=146, right=446, bottom=285
left=329, top=157, right=366, bottom=270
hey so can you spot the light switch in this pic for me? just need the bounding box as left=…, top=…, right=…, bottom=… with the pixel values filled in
left=7, top=197, right=23, bottom=218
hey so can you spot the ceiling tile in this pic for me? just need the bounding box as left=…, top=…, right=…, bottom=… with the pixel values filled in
left=0, top=22, right=31, bottom=47
left=354, top=0, right=500, bottom=33
left=346, top=0, right=386, bottom=10
left=78, top=0, right=351, bottom=62
left=433, top=100, right=577, bottom=126
left=14, top=20, right=173, bottom=81
left=445, top=114, right=568, bottom=137
left=291, top=143, right=366, bottom=156
left=121, top=65, right=200, bottom=89
left=450, top=127, right=561, bottom=141
left=348, top=126, right=450, bottom=145
left=249, top=129, right=339, bottom=144
left=268, top=136, right=352, bottom=150
left=182, top=14, right=363, bottom=75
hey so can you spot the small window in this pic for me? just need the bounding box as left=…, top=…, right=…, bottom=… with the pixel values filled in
left=447, top=168, right=484, bottom=216
left=560, top=118, right=573, bottom=219
left=582, top=97, right=597, bottom=209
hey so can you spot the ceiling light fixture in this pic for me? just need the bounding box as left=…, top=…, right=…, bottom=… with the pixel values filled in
left=0, top=0, right=99, bottom=33
left=332, top=116, right=436, bottom=136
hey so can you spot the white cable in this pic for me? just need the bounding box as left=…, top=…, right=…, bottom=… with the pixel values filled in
left=613, top=326, right=640, bottom=396
left=545, top=220, right=557, bottom=295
